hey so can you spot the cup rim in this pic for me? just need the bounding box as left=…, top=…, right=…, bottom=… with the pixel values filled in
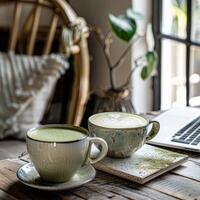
left=88, top=112, right=149, bottom=130
left=27, top=124, right=89, bottom=143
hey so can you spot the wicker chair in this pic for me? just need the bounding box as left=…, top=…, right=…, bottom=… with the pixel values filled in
left=0, top=0, right=90, bottom=126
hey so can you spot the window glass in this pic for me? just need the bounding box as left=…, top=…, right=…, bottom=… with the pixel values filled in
left=162, top=0, right=187, bottom=38
left=189, top=46, right=200, bottom=106
left=191, top=0, right=200, bottom=42
left=161, top=39, right=186, bottom=110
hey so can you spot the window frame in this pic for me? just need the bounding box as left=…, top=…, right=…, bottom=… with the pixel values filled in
left=152, top=0, right=200, bottom=110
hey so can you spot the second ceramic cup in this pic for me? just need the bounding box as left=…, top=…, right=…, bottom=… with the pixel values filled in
left=88, top=112, right=160, bottom=158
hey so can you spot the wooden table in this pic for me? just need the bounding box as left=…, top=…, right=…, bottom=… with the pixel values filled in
left=0, top=140, right=200, bottom=200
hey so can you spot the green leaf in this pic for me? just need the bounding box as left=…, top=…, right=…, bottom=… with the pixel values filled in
left=109, top=14, right=136, bottom=42
left=126, top=8, right=144, bottom=21
left=141, top=66, right=148, bottom=80
left=146, top=51, right=158, bottom=65
left=140, top=51, right=158, bottom=80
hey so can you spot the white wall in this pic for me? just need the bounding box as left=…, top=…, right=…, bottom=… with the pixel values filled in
left=132, top=0, right=153, bottom=113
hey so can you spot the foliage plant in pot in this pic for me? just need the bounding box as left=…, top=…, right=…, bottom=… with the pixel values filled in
left=88, top=8, right=158, bottom=114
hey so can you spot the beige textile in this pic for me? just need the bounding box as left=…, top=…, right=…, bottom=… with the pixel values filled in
left=0, top=52, right=68, bottom=139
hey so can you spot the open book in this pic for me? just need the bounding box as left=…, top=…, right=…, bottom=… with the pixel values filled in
left=93, top=144, right=188, bottom=184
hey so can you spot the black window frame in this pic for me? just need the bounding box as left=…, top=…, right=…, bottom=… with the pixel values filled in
left=152, top=0, right=200, bottom=110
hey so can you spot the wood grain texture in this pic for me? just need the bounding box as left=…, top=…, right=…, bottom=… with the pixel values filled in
left=72, top=186, right=122, bottom=200
left=67, top=34, right=90, bottom=125
left=0, top=140, right=26, bottom=160
left=0, top=189, right=18, bottom=200
left=27, top=0, right=43, bottom=55
left=43, top=13, right=59, bottom=55
left=87, top=184, right=155, bottom=200
left=58, top=193, right=84, bottom=200
left=73, top=35, right=90, bottom=126
left=147, top=174, right=200, bottom=200
left=0, top=149, right=15, bottom=160
left=8, top=2, right=22, bottom=51
left=0, top=157, right=185, bottom=200
left=94, top=171, right=178, bottom=200
left=189, top=155, right=200, bottom=164
left=172, top=160, right=200, bottom=182
left=66, top=48, right=80, bottom=124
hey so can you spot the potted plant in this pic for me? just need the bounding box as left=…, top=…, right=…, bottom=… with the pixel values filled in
left=63, top=8, right=158, bottom=121
left=88, top=8, right=157, bottom=113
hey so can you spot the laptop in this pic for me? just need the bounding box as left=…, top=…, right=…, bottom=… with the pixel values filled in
left=148, top=107, right=200, bottom=152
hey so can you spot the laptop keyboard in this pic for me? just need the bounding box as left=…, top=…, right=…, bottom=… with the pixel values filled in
left=171, top=116, right=200, bottom=145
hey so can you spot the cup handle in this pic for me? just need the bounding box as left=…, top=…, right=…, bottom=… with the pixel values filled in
left=85, top=137, right=108, bottom=165
left=145, top=120, right=160, bottom=142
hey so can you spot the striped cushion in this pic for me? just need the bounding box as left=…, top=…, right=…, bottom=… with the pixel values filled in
left=0, top=52, right=69, bottom=139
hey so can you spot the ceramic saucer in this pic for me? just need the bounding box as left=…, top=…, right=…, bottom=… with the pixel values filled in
left=16, top=163, right=96, bottom=191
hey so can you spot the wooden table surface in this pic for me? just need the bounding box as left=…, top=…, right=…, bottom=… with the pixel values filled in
left=0, top=140, right=200, bottom=200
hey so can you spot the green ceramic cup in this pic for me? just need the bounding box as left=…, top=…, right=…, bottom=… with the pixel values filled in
left=26, top=125, right=108, bottom=183
left=88, top=112, right=160, bottom=158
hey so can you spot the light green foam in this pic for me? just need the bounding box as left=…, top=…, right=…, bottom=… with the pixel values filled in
left=28, top=128, right=86, bottom=142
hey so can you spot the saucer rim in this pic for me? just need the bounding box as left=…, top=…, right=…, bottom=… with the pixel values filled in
left=16, top=163, right=96, bottom=191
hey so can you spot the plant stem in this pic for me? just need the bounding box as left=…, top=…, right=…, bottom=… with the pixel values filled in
left=92, top=28, right=115, bottom=90
left=91, top=27, right=144, bottom=91
left=109, top=68, right=115, bottom=90
left=117, top=56, right=143, bottom=90
left=92, top=29, right=112, bottom=68
left=112, top=34, right=142, bottom=69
